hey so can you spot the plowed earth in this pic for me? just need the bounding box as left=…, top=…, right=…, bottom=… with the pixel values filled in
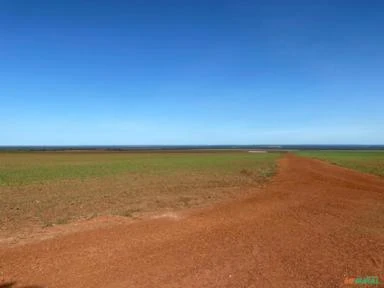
left=1, top=154, right=384, bottom=287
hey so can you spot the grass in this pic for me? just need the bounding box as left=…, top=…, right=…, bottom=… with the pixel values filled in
left=297, top=151, right=384, bottom=176
left=0, top=151, right=276, bottom=186
left=0, top=151, right=280, bottom=235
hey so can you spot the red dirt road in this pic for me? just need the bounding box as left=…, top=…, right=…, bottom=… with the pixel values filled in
left=1, top=154, right=384, bottom=287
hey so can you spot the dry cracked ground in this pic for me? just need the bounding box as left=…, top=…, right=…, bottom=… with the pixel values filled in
left=1, top=154, right=384, bottom=287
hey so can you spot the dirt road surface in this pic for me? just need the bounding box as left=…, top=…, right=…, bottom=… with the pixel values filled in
left=1, top=154, right=384, bottom=287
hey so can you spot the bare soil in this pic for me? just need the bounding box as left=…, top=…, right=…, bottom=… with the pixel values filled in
left=1, top=154, right=384, bottom=287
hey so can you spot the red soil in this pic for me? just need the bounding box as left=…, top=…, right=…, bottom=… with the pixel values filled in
left=1, top=154, right=384, bottom=287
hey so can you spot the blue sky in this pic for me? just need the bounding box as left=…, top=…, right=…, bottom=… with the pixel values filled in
left=1, top=0, right=383, bottom=145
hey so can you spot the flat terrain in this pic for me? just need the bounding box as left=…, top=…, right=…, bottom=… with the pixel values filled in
left=0, top=151, right=278, bottom=237
left=297, top=151, right=384, bottom=177
left=1, top=154, right=383, bottom=287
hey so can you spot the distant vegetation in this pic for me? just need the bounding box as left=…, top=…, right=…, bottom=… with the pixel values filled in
left=297, top=151, right=384, bottom=177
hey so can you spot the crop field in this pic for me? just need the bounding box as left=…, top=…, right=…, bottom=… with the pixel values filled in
left=2, top=151, right=384, bottom=287
left=0, top=151, right=279, bottom=236
left=297, top=151, right=384, bottom=176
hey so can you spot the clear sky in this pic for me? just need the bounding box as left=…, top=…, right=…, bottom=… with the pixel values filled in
left=1, top=0, right=383, bottom=145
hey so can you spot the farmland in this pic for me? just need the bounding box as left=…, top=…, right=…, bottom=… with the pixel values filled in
left=0, top=151, right=279, bottom=236
left=297, top=151, right=384, bottom=176
left=1, top=151, right=384, bottom=287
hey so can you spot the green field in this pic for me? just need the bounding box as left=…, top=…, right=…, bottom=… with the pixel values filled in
left=297, top=151, right=384, bottom=176
left=0, top=151, right=279, bottom=234
left=0, top=151, right=279, bottom=186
